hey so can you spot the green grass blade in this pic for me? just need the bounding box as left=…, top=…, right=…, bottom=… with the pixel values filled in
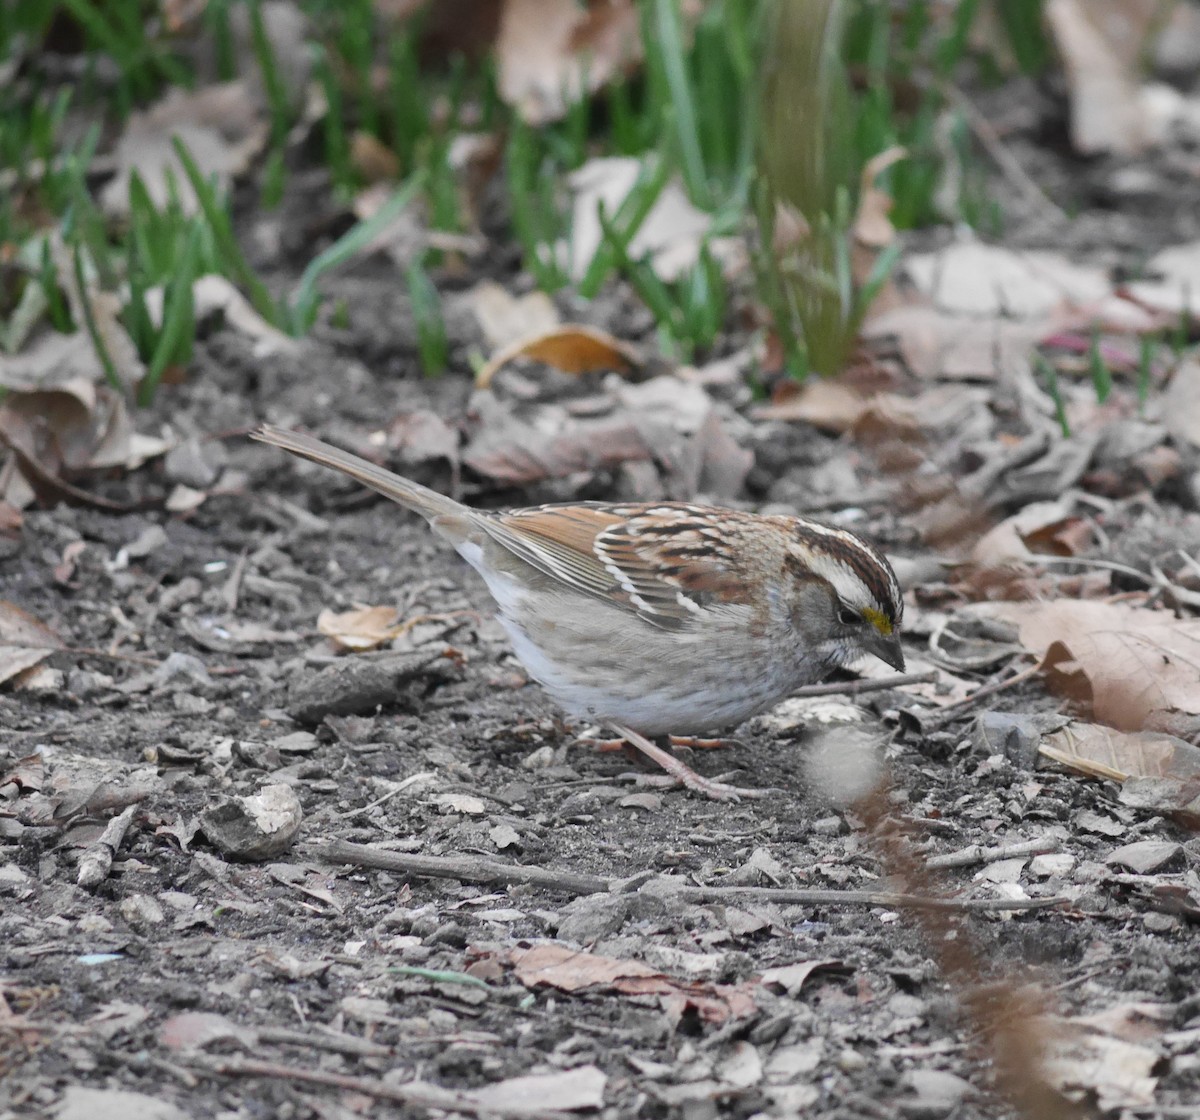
left=170, top=134, right=281, bottom=326
left=650, top=0, right=709, bottom=207
left=139, top=222, right=201, bottom=405
left=72, top=242, right=123, bottom=394
left=288, top=171, right=426, bottom=333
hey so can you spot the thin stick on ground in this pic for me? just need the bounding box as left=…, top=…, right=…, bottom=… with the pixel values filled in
left=925, top=837, right=1059, bottom=870
left=317, top=839, right=609, bottom=895
left=317, top=840, right=1068, bottom=913
left=790, top=669, right=938, bottom=698
left=185, top=1055, right=578, bottom=1120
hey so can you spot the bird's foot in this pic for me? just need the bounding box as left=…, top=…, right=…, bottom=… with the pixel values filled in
left=610, top=725, right=774, bottom=803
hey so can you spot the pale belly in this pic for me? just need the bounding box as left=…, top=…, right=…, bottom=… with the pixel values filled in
left=497, top=589, right=826, bottom=736
left=454, top=539, right=832, bottom=736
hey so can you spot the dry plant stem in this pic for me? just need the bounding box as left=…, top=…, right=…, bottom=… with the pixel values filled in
left=853, top=783, right=1089, bottom=1120
left=789, top=670, right=937, bottom=697
left=76, top=803, right=137, bottom=889
left=674, top=886, right=1064, bottom=912
left=255, top=1025, right=391, bottom=1058
left=943, top=85, right=1066, bottom=224
left=319, top=839, right=610, bottom=895
left=186, top=1056, right=576, bottom=1120
left=926, top=837, right=1059, bottom=870
left=921, top=660, right=1043, bottom=727
left=319, top=841, right=1067, bottom=912
left=336, top=771, right=437, bottom=820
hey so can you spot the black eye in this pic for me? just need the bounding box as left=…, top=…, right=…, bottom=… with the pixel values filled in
left=837, top=607, right=859, bottom=626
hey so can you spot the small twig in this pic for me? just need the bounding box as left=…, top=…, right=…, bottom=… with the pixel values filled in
left=791, top=670, right=938, bottom=698
left=672, top=885, right=1067, bottom=913
left=255, top=1025, right=391, bottom=1058
left=185, top=1055, right=577, bottom=1120
left=926, top=838, right=1059, bottom=871
left=221, top=551, right=249, bottom=612
left=943, top=84, right=1066, bottom=224
left=318, top=840, right=609, bottom=896
left=916, top=661, right=1043, bottom=728
left=337, top=771, right=437, bottom=821
left=319, top=840, right=1066, bottom=913
left=65, top=645, right=162, bottom=668
left=76, top=804, right=138, bottom=889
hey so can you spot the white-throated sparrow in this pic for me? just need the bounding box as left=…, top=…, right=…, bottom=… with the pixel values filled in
left=254, top=425, right=905, bottom=800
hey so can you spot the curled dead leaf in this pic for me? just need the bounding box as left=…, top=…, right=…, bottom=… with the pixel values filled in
left=475, top=324, right=640, bottom=389
left=853, top=145, right=906, bottom=249
left=1039, top=721, right=1200, bottom=784
left=317, top=605, right=408, bottom=652
left=509, top=943, right=757, bottom=1025
left=971, top=600, right=1200, bottom=732
left=0, top=600, right=66, bottom=686
left=496, top=0, right=641, bottom=124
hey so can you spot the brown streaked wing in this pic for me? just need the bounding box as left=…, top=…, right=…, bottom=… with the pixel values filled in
left=481, top=504, right=629, bottom=602
left=593, top=512, right=749, bottom=626
left=480, top=503, right=751, bottom=630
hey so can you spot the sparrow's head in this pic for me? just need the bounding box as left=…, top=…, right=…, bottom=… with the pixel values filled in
left=785, top=520, right=905, bottom=672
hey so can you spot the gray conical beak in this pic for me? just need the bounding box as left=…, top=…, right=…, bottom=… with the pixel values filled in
left=866, top=632, right=905, bottom=672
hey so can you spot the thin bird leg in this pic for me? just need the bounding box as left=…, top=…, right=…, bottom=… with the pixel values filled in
left=669, top=735, right=739, bottom=751
left=576, top=735, right=631, bottom=753
left=609, top=725, right=773, bottom=803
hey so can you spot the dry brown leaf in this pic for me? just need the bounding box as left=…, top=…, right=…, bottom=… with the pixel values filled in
left=0, top=499, right=22, bottom=537
left=466, top=1067, right=606, bottom=1115
left=903, top=243, right=1111, bottom=320
left=509, top=943, right=757, bottom=1024
left=511, top=943, right=660, bottom=991
left=349, top=130, right=400, bottom=183
left=463, top=410, right=651, bottom=486
left=0, top=601, right=66, bottom=686
left=1041, top=1002, right=1163, bottom=1111
left=562, top=157, right=737, bottom=283
left=1045, top=0, right=1160, bottom=155
left=853, top=147, right=905, bottom=249
left=1, top=752, right=44, bottom=793
left=752, top=382, right=928, bottom=444
left=862, top=302, right=1047, bottom=380
left=0, top=380, right=167, bottom=510
left=192, top=274, right=299, bottom=358
left=970, top=499, right=1089, bottom=566
left=160, top=1011, right=255, bottom=1051
left=1039, top=721, right=1200, bottom=783
left=475, top=324, right=640, bottom=388
left=100, top=83, right=269, bottom=217
left=317, top=605, right=407, bottom=652
left=751, top=380, right=868, bottom=431
left=496, top=0, right=641, bottom=124
left=971, top=600, right=1200, bottom=730
left=1128, top=240, right=1200, bottom=322
left=468, top=280, right=561, bottom=351
left=1154, top=355, right=1200, bottom=451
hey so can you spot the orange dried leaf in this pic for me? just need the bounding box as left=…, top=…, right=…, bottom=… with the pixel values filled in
left=475, top=325, right=640, bottom=388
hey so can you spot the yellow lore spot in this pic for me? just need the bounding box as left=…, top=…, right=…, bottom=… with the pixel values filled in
left=861, top=607, right=893, bottom=636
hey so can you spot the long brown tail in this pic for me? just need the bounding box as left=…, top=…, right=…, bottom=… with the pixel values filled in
left=251, top=425, right=465, bottom=522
